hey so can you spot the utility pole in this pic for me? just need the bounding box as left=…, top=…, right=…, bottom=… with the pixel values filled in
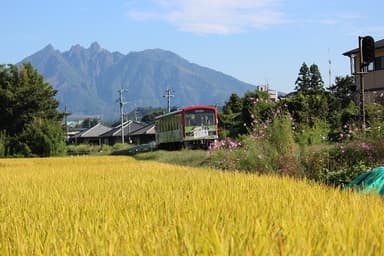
left=118, top=88, right=128, bottom=144
left=163, top=87, right=174, bottom=112
left=63, top=104, right=71, bottom=143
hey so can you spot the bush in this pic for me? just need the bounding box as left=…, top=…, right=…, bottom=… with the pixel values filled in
left=319, top=161, right=368, bottom=187
left=295, top=119, right=330, bottom=146
left=209, top=115, right=302, bottom=177
left=301, top=140, right=379, bottom=187
left=18, top=118, right=66, bottom=157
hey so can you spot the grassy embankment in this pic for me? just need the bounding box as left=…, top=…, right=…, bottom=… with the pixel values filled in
left=132, top=149, right=210, bottom=167
left=0, top=156, right=383, bottom=255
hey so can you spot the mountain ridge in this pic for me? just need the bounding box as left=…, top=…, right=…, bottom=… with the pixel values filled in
left=20, top=42, right=256, bottom=121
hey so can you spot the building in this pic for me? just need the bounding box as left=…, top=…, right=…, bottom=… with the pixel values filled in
left=70, top=123, right=112, bottom=145
left=130, top=123, right=156, bottom=145
left=256, top=84, right=278, bottom=101
left=343, top=38, right=384, bottom=103
left=100, top=120, right=146, bottom=145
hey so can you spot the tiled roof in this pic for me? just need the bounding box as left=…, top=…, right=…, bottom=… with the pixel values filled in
left=101, top=121, right=146, bottom=137
left=130, top=123, right=156, bottom=136
left=73, top=123, right=112, bottom=138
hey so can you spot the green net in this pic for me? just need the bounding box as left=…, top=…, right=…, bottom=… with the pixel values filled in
left=347, top=166, right=384, bottom=196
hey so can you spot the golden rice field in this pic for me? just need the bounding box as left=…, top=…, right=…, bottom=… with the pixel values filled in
left=0, top=156, right=383, bottom=255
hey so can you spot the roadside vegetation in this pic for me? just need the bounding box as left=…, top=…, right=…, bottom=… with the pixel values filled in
left=66, top=143, right=129, bottom=156
left=133, top=63, right=384, bottom=188
left=134, top=149, right=211, bottom=167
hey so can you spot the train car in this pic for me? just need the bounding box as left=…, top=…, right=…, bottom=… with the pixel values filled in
left=155, top=105, right=218, bottom=149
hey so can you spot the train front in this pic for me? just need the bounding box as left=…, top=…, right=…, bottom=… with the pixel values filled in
left=183, top=106, right=218, bottom=148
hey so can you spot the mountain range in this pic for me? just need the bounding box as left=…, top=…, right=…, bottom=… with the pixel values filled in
left=20, top=42, right=256, bottom=121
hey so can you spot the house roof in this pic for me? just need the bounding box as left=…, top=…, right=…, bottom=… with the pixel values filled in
left=130, top=123, right=156, bottom=136
left=343, top=39, right=384, bottom=56
left=73, top=123, right=112, bottom=138
left=101, top=120, right=146, bottom=137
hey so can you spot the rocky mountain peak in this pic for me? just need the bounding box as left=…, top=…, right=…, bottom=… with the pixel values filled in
left=19, top=43, right=255, bottom=120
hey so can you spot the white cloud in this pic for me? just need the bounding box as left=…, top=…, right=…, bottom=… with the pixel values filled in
left=126, top=0, right=285, bottom=34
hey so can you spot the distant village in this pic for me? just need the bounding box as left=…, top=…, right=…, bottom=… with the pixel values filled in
left=66, top=84, right=279, bottom=146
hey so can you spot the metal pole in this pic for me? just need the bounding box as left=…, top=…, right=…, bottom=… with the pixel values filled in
left=119, top=88, right=125, bottom=144
left=164, top=88, right=174, bottom=112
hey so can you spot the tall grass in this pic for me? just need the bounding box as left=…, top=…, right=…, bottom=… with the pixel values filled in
left=0, top=156, right=383, bottom=255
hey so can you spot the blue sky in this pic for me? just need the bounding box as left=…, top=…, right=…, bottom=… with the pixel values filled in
left=1, top=0, right=383, bottom=93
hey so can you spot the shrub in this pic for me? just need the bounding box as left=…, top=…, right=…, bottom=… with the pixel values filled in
left=301, top=140, right=378, bottom=187
left=295, top=119, right=330, bottom=146
left=209, top=115, right=302, bottom=177
left=319, top=161, right=369, bottom=187
left=19, top=118, right=66, bottom=157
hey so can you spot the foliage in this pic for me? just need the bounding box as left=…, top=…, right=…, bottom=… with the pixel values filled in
left=141, top=110, right=164, bottom=123
left=66, top=143, right=130, bottom=156
left=302, top=140, right=382, bottom=186
left=328, top=75, right=356, bottom=109
left=283, top=92, right=310, bottom=124
left=295, top=62, right=324, bottom=95
left=77, top=118, right=100, bottom=129
left=222, top=93, right=243, bottom=115
left=218, top=112, right=242, bottom=138
left=0, top=130, right=6, bottom=157
left=134, top=149, right=210, bottom=167
left=0, top=63, right=63, bottom=157
left=211, top=64, right=384, bottom=187
left=309, top=63, right=325, bottom=94
left=2, top=156, right=384, bottom=254
left=295, top=119, right=330, bottom=146
left=241, top=90, right=275, bottom=133
left=210, top=115, right=302, bottom=177
left=18, top=118, right=66, bottom=157
left=295, top=62, right=311, bottom=94
left=328, top=102, right=359, bottom=141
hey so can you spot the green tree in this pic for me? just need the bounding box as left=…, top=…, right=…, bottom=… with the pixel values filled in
left=79, top=118, right=99, bottom=128
left=141, top=111, right=164, bottom=123
left=220, top=93, right=244, bottom=137
left=309, top=64, right=324, bottom=94
left=328, top=75, right=356, bottom=109
left=0, top=63, right=65, bottom=156
left=295, top=63, right=311, bottom=94
left=292, top=63, right=328, bottom=126
left=295, top=63, right=324, bottom=95
left=223, top=93, right=243, bottom=115
left=283, top=92, right=310, bottom=124
left=19, top=118, right=66, bottom=157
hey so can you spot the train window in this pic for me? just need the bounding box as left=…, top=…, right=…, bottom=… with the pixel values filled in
left=185, top=109, right=216, bottom=126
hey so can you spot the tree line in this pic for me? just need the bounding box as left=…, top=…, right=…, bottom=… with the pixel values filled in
left=220, top=62, right=384, bottom=143
left=0, top=63, right=65, bottom=157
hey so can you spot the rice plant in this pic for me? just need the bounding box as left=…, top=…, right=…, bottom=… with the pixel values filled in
left=0, top=156, right=383, bottom=255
